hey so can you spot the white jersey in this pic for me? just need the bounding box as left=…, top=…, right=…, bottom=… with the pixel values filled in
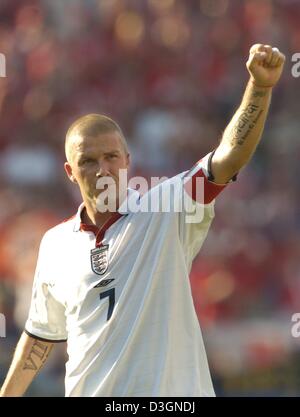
left=25, top=153, right=227, bottom=397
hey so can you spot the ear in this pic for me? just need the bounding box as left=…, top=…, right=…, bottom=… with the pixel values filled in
left=64, top=162, right=77, bottom=184
left=126, top=153, right=130, bottom=169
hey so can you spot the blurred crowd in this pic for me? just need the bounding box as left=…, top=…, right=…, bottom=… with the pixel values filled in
left=0, top=0, right=300, bottom=396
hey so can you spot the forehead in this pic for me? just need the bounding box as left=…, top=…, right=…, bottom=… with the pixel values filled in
left=71, top=131, right=124, bottom=155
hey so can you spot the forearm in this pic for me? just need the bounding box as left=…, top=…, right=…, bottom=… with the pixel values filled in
left=212, top=80, right=272, bottom=183
left=0, top=332, right=54, bottom=397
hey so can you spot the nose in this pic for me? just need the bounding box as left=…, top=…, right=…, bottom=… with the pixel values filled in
left=96, top=160, right=110, bottom=177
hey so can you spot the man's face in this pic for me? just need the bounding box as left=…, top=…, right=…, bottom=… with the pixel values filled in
left=65, top=131, right=130, bottom=210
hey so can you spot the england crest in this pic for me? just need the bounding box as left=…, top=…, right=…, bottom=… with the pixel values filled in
left=91, top=245, right=109, bottom=275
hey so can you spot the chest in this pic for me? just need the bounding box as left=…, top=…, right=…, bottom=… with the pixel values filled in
left=52, top=212, right=179, bottom=306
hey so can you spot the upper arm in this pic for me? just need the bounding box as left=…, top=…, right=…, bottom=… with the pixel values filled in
left=25, top=235, right=67, bottom=343
left=210, top=147, right=240, bottom=184
left=177, top=152, right=230, bottom=263
left=21, top=331, right=55, bottom=352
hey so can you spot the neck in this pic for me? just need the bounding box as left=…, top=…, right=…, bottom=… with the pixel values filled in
left=81, top=189, right=129, bottom=228
left=82, top=200, right=117, bottom=229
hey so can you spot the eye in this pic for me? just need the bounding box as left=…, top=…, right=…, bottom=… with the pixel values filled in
left=80, top=158, right=95, bottom=165
left=107, top=154, right=118, bottom=160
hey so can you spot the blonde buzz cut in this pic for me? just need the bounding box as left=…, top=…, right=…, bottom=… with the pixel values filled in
left=65, top=114, right=129, bottom=163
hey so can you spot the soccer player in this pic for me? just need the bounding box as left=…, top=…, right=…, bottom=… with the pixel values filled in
left=1, top=44, right=285, bottom=397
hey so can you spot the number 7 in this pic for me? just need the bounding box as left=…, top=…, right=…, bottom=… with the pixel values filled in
left=100, top=288, right=115, bottom=321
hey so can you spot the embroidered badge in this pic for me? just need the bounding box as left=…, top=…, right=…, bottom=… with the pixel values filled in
left=90, top=245, right=109, bottom=275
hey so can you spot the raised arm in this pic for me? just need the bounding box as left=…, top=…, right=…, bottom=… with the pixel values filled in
left=211, top=44, right=285, bottom=184
left=0, top=332, right=54, bottom=397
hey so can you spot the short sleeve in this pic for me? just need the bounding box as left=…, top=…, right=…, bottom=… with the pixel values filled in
left=25, top=234, right=67, bottom=342
left=178, top=152, right=232, bottom=267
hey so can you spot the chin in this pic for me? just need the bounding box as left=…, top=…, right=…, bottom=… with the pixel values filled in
left=95, top=193, right=118, bottom=213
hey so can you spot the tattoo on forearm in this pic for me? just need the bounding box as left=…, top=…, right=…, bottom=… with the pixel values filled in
left=230, top=103, right=264, bottom=146
left=252, top=90, right=268, bottom=98
left=23, top=340, right=52, bottom=371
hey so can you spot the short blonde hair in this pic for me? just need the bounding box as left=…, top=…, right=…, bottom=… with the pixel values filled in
left=65, top=114, right=128, bottom=161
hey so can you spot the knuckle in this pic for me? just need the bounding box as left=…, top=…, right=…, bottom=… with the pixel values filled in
left=250, top=43, right=263, bottom=52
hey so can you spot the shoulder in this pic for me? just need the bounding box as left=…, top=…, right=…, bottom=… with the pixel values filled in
left=147, top=172, right=187, bottom=194
left=40, top=214, right=77, bottom=249
left=136, top=172, right=187, bottom=214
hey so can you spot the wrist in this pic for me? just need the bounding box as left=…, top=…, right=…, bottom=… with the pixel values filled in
left=249, top=78, right=274, bottom=89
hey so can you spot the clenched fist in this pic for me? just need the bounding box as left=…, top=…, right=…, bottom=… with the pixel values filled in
left=247, top=44, right=285, bottom=88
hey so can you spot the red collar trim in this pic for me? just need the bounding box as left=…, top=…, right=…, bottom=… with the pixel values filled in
left=80, top=211, right=124, bottom=247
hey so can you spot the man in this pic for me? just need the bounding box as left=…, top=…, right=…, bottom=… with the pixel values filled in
left=0, top=44, right=285, bottom=397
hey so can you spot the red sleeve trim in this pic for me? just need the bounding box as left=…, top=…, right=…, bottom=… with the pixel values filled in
left=184, top=167, right=226, bottom=204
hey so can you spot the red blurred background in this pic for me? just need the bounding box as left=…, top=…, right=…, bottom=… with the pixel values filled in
left=0, top=0, right=300, bottom=396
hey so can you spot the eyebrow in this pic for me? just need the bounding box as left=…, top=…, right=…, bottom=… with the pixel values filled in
left=78, top=150, right=121, bottom=159
left=104, top=150, right=120, bottom=155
